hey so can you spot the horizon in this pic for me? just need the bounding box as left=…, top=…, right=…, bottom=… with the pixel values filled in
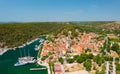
left=0, top=0, right=120, bottom=22
left=0, top=21, right=117, bottom=23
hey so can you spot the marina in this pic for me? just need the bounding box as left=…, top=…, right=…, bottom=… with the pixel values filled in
left=0, top=37, right=47, bottom=74
left=14, top=43, right=36, bottom=66
left=14, top=56, right=36, bottom=66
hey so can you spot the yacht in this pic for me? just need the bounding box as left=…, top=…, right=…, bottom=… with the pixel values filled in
left=14, top=58, right=28, bottom=66
left=14, top=56, right=36, bottom=66
left=14, top=46, right=36, bottom=66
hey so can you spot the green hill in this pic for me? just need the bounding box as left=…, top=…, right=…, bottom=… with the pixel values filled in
left=0, top=22, right=66, bottom=48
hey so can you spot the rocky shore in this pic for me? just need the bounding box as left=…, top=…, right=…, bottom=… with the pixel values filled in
left=0, top=48, right=9, bottom=55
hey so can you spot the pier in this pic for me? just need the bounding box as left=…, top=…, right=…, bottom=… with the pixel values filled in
left=30, top=68, right=47, bottom=71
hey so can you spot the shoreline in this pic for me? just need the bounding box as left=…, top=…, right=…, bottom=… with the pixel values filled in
left=0, top=48, right=10, bottom=55
left=0, top=37, right=42, bottom=56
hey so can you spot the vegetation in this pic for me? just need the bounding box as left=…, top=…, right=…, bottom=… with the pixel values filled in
left=93, top=55, right=104, bottom=66
left=58, top=57, right=64, bottom=64
left=67, top=58, right=74, bottom=63
left=84, top=60, right=92, bottom=71
left=0, top=21, right=119, bottom=48
left=73, top=21, right=120, bottom=35
left=96, top=64, right=105, bottom=74
left=116, top=62, right=120, bottom=74
left=48, top=61, right=54, bottom=74
left=77, top=53, right=88, bottom=63
left=0, top=22, right=65, bottom=48
left=37, top=44, right=43, bottom=58
left=111, top=43, right=120, bottom=55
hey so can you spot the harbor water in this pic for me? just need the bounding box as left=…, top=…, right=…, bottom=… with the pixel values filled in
left=0, top=37, right=48, bottom=74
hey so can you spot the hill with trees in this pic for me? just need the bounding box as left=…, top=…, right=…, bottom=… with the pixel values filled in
left=0, top=22, right=66, bottom=48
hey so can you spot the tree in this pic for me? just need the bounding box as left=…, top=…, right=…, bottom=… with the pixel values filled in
left=67, top=58, right=74, bottom=63
left=97, top=57, right=104, bottom=66
left=116, top=63, right=120, bottom=71
left=103, top=55, right=113, bottom=61
left=77, top=53, right=88, bottom=63
left=84, top=60, right=92, bottom=71
left=73, top=55, right=79, bottom=60
left=58, top=57, right=64, bottom=64
left=77, top=57, right=84, bottom=63
left=111, top=43, right=120, bottom=55
left=87, top=54, right=94, bottom=59
left=93, top=55, right=104, bottom=66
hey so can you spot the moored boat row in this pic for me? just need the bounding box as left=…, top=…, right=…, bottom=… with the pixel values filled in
left=14, top=56, right=36, bottom=66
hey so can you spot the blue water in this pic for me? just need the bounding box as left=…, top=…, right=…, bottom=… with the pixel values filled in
left=0, top=38, right=47, bottom=74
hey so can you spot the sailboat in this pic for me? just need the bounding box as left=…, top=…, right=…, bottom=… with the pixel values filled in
left=14, top=47, right=28, bottom=66
left=14, top=45, right=36, bottom=66
left=27, top=47, right=36, bottom=63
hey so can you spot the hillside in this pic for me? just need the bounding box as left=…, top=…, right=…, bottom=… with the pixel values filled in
left=99, top=22, right=120, bottom=34
left=73, top=21, right=120, bottom=35
left=0, top=22, right=66, bottom=48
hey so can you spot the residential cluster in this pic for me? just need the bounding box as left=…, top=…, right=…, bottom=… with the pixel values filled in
left=41, top=32, right=104, bottom=60
left=38, top=31, right=108, bottom=74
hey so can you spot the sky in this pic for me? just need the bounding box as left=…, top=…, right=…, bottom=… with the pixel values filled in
left=0, top=0, right=120, bottom=22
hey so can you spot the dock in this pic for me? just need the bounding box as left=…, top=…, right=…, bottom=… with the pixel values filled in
left=30, top=68, right=47, bottom=71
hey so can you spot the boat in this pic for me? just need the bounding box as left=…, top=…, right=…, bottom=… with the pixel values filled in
left=28, top=59, right=36, bottom=63
left=14, top=46, right=36, bottom=66
left=14, top=61, right=28, bottom=66
left=39, top=39, right=44, bottom=43
left=24, top=56, right=36, bottom=63
left=35, top=45, right=40, bottom=51
left=14, top=56, right=36, bottom=66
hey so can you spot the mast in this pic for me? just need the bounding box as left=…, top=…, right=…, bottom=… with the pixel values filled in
left=23, top=47, right=26, bottom=57
left=19, top=49, right=22, bottom=57
left=27, top=46, right=30, bottom=56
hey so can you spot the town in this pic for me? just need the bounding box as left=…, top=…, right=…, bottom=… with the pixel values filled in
left=37, top=28, right=120, bottom=74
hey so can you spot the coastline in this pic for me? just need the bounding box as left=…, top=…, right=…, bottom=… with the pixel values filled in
left=0, top=37, right=41, bottom=56
left=0, top=48, right=10, bottom=55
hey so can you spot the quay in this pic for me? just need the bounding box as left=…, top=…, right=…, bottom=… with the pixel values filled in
left=30, top=68, right=47, bottom=71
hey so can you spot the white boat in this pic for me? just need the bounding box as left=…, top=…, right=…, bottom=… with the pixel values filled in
left=39, top=39, right=44, bottom=43
left=14, top=56, right=36, bottom=66
left=14, top=46, right=36, bottom=66
left=14, top=61, right=28, bottom=66
left=28, top=59, right=36, bottom=63
left=23, top=56, right=35, bottom=63
left=35, top=45, right=40, bottom=51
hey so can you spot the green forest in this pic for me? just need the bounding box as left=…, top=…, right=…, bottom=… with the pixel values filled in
left=0, top=22, right=66, bottom=48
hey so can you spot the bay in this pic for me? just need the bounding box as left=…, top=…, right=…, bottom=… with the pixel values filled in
left=0, top=38, right=47, bottom=74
